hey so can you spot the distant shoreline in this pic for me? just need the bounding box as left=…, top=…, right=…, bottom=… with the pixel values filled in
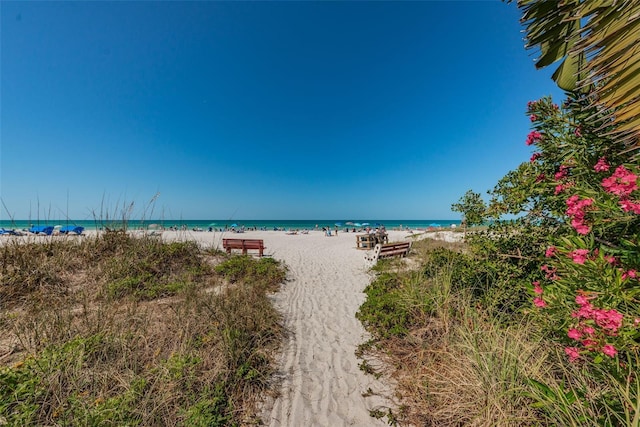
left=0, top=219, right=461, bottom=232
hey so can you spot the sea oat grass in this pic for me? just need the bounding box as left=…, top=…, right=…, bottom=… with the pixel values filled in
left=523, top=347, right=640, bottom=427
left=357, top=237, right=545, bottom=425
left=358, top=236, right=640, bottom=425
left=1, top=240, right=81, bottom=306
left=0, top=233, right=285, bottom=426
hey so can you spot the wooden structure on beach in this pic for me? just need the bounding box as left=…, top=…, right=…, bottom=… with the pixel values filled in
left=222, top=238, right=266, bottom=257
left=365, top=241, right=412, bottom=264
left=355, top=233, right=388, bottom=249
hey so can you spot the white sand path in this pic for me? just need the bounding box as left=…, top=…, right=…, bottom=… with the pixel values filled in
left=257, top=231, right=399, bottom=427
left=160, top=229, right=401, bottom=426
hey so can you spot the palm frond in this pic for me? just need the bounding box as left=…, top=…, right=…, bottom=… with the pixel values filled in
left=517, top=0, right=640, bottom=154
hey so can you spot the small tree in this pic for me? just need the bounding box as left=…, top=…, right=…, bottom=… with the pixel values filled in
left=451, top=190, right=486, bottom=232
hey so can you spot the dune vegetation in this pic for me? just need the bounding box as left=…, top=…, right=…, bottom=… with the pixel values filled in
left=357, top=3, right=640, bottom=424
left=357, top=93, right=640, bottom=426
left=0, top=231, right=286, bottom=426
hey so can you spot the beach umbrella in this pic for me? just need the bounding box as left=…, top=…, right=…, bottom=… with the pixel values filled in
left=429, top=223, right=441, bottom=227
left=208, top=223, right=217, bottom=227
left=231, top=223, right=238, bottom=227
left=345, top=221, right=354, bottom=225
left=335, top=222, right=343, bottom=226
left=354, top=223, right=362, bottom=227
left=361, top=222, right=370, bottom=226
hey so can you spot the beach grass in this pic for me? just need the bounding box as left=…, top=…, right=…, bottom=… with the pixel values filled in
left=356, top=237, right=639, bottom=426
left=0, top=231, right=285, bottom=426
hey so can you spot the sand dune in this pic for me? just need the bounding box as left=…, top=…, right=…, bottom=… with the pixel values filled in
left=3, top=227, right=458, bottom=425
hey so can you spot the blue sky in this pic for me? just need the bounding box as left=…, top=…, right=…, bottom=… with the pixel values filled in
left=1, top=1, right=564, bottom=221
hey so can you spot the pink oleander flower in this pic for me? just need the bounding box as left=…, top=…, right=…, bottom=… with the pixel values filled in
left=622, top=269, right=638, bottom=280
left=574, top=126, right=582, bottom=137
left=541, top=264, right=558, bottom=280
left=567, top=328, right=582, bottom=340
left=530, top=152, right=541, bottom=163
left=574, top=302, right=595, bottom=319
left=566, top=195, right=594, bottom=234
left=594, top=308, right=623, bottom=332
left=526, top=131, right=542, bottom=146
left=534, top=284, right=543, bottom=295
left=565, top=347, right=580, bottom=362
left=576, top=295, right=590, bottom=306
left=545, top=246, right=557, bottom=258
left=583, top=326, right=595, bottom=335
left=570, top=249, right=590, bottom=264
left=535, top=173, right=546, bottom=183
left=635, top=318, right=640, bottom=327
left=554, top=165, right=569, bottom=181
left=602, top=165, right=638, bottom=197
left=620, top=199, right=640, bottom=214
left=565, top=195, right=581, bottom=213
left=602, top=344, right=618, bottom=358
left=582, top=339, right=597, bottom=348
left=529, top=114, right=538, bottom=122
left=533, top=297, right=547, bottom=308
left=594, top=157, right=610, bottom=172
left=571, top=218, right=591, bottom=235
left=566, top=196, right=594, bottom=217
left=605, top=255, right=617, bottom=265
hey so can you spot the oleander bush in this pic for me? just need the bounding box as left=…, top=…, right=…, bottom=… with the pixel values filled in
left=357, top=93, right=640, bottom=426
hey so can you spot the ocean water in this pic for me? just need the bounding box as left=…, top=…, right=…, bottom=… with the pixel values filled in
left=0, top=219, right=461, bottom=232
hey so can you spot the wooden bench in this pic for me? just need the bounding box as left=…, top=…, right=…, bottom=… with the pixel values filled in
left=365, top=241, right=412, bottom=264
left=222, top=238, right=266, bottom=257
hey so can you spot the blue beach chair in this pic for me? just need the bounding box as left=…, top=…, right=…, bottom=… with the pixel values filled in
left=29, top=225, right=54, bottom=235
left=60, top=226, right=85, bottom=235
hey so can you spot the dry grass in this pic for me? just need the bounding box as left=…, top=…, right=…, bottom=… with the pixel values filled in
left=377, top=311, right=546, bottom=426
left=0, top=231, right=285, bottom=426
left=359, top=237, right=544, bottom=426
left=358, top=237, right=640, bottom=426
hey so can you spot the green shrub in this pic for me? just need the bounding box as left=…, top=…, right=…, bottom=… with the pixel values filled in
left=357, top=273, right=411, bottom=338
left=215, top=256, right=286, bottom=292
left=182, top=383, right=231, bottom=427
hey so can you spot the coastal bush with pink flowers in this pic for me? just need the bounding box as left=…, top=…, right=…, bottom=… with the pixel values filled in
left=507, top=96, right=640, bottom=362
left=481, top=94, right=640, bottom=421
left=358, top=94, right=639, bottom=425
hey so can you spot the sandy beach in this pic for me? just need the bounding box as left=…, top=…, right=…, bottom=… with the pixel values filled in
left=164, top=228, right=460, bottom=426
left=166, top=228, right=405, bottom=426
left=1, top=227, right=461, bottom=426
